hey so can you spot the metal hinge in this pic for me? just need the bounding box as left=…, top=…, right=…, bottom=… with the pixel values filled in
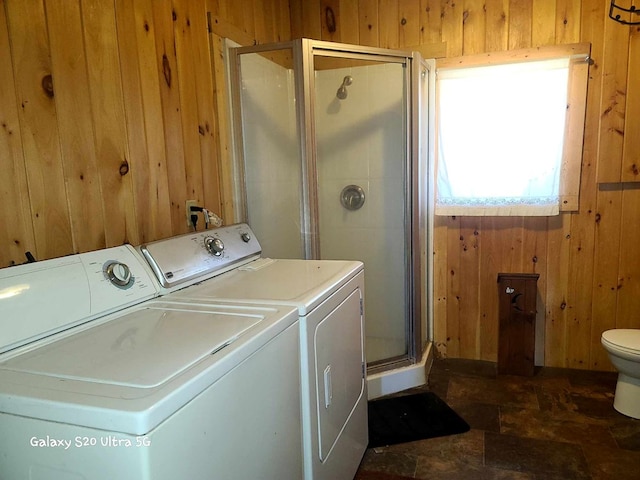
left=362, top=362, right=366, bottom=378
left=360, top=298, right=363, bottom=315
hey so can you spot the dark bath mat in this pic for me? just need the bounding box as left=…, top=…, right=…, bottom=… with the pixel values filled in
left=368, top=391, right=470, bottom=448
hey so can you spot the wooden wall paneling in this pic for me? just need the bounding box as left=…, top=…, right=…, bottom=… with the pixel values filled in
left=45, top=0, right=105, bottom=253
left=494, top=217, right=521, bottom=272
left=420, top=0, right=443, bottom=45
left=398, top=0, right=420, bottom=48
left=564, top=104, right=597, bottom=370
left=462, top=0, right=487, bottom=55
left=555, top=0, right=581, bottom=44
left=408, top=42, right=448, bottom=60
left=253, top=0, right=268, bottom=42
left=544, top=214, right=571, bottom=366
left=621, top=28, right=640, bottom=182
left=445, top=215, right=462, bottom=357
left=571, top=0, right=604, bottom=369
left=0, top=1, right=36, bottom=267
left=532, top=0, right=556, bottom=46
left=338, top=0, right=359, bottom=45
left=441, top=0, right=463, bottom=56
left=275, top=0, right=292, bottom=42
left=114, top=0, right=159, bottom=244
left=5, top=0, right=73, bottom=260
left=589, top=186, right=623, bottom=369
left=82, top=0, right=140, bottom=248
left=302, top=0, right=322, bottom=40
left=173, top=0, right=206, bottom=215
left=596, top=14, right=630, bottom=183
left=131, top=0, right=173, bottom=241
left=565, top=214, right=596, bottom=368
left=478, top=217, right=509, bottom=361
left=378, top=0, right=399, bottom=49
left=207, top=0, right=221, bottom=16
left=152, top=0, right=189, bottom=234
left=321, top=0, right=341, bottom=42
left=208, top=12, right=256, bottom=45
left=289, top=0, right=304, bottom=39
left=522, top=217, right=547, bottom=275
left=358, top=0, right=379, bottom=47
left=615, top=186, right=640, bottom=330
left=485, top=0, right=509, bottom=52
left=239, top=0, right=257, bottom=41
left=216, top=0, right=242, bottom=33
left=457, top=216, right=481, bottom=358
left=433, top=215, right=449, bottom=357
left=190, top=1, right=223, bottom=215
left=507, top=0, right=532, bottom=49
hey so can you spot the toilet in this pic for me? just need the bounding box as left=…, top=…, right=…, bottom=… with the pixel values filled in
left=601, top=329, right=640, bottom=419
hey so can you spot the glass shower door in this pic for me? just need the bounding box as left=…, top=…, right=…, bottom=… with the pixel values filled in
left=312, top=54, right=410, bottom=365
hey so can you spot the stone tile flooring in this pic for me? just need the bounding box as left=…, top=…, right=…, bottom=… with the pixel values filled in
left=355, top=359, right=640, bottom=479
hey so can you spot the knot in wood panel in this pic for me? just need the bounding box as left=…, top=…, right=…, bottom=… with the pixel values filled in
left=41, top=74, right=54, bottom=98
left=162, top=54, right=171, bottom=87
left=119, top=160, right=130, bottom=176
left=325, top=7, right=336, bottom=33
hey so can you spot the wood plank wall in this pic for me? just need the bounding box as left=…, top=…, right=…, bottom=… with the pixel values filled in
left=1, top=0, right=638, bottom=372
left=0, top=0, right=239, bottom=265
left=289, top=0, right=640, bottom=371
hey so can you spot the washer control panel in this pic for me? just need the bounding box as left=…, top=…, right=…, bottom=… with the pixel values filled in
left=0, top=245, right=158, bottom=354
left=139, top=223, right=261, bottom=290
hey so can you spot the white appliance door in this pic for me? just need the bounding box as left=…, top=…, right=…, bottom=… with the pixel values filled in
left=314, top=287, right=365, bottom=460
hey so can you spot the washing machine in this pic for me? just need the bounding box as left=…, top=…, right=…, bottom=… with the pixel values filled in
left=140, top=223, right=368, bottom=480
left=0, top=241, right=302, bottom=479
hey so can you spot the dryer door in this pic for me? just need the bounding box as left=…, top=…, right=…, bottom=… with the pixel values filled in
left=314, top=287, right=365, bottom=460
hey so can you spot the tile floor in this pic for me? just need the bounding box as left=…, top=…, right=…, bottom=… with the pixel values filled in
left=355, top=359, right=640, bottom=479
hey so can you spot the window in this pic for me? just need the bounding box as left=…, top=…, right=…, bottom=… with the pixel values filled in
left=435, top=44, right=590, bottom=216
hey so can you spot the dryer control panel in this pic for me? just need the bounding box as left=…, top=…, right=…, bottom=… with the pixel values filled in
left=139, top=223, right=262, bottom=291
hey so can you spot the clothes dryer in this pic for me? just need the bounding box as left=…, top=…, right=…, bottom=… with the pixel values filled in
left=140, top=223, right=368, bottom=480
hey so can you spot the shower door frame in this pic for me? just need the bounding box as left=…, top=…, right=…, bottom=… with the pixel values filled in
left=228, top=39, right=427, bottom=373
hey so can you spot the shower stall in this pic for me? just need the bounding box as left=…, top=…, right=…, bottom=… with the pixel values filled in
left=227, top=39, right=434, bottom=397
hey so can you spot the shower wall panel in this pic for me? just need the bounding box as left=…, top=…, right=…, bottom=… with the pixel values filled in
left=239, top=54, right=303, bottom=258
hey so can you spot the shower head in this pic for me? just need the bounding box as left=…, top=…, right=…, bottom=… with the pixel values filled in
left=336, top=75, right=353, bottom=100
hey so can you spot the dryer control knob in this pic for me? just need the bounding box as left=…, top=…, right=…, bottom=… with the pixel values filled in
left=240, top=232, right=251, bottom=243
left=204, top=236, right=224, bottom=256
left=105, top=261, right=133, bottom=288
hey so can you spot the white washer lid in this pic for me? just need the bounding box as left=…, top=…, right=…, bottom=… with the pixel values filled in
left=1, top=305, right=261, bottom=388
left=172, top=259, right=363, bottom=315
left=602, top=329, right=640, bottom=354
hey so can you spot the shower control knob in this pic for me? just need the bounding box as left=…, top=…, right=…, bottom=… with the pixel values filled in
left=240, top=232, right=251, bottom=243
left=204, top=236, right=224, bottom=256
left=104, top=261, right=133, bottom=288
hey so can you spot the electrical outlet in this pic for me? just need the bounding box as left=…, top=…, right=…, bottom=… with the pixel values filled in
left=186, top=200, right=198, bottom=228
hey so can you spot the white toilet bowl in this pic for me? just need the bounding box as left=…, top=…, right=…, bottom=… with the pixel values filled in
left=601, top=329, right=640, bottom=419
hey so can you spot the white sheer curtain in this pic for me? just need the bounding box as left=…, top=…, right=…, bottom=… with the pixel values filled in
left=436, top=58, right=570, bottom=216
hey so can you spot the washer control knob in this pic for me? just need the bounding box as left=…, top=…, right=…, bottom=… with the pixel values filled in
left=204, top=236, right=224, bottom=256
left=105, top=262, right=133, bottom=288
left=240, top=232, right=251, bottom=243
